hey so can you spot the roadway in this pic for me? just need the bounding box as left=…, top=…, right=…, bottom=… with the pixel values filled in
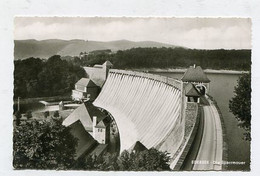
left=193, top=98, right=223, bottom=170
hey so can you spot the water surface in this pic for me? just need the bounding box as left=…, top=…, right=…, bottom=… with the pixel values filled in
left=156, top=72, right=250, bottom=171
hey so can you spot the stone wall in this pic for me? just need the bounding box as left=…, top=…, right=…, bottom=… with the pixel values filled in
left=93, top=70, right=184, bottom=154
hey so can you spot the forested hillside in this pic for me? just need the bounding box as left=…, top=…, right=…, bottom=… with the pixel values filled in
left=74, top=47, right=251, bottom=70
left=14, top=39, right=177, bottom=60
left=14, top=47, right=250, bottom=98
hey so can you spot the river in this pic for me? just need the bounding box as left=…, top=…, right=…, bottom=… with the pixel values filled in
left=155, top=71, right=250, bottom=171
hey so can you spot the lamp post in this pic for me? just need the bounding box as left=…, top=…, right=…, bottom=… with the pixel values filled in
left=17, top=97, right=20, bottom=112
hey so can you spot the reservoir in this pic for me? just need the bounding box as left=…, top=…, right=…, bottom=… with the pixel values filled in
left=155, top=71, right=250, bottom=171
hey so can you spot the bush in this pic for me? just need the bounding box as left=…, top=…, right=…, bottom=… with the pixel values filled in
left=53, top=111, right=59, bottom=118
left=44, top=111, right=49, bottom=118
left=26, top=111, right=32, bottom=119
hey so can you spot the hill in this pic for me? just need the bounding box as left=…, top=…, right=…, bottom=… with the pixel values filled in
left=14, top=39, right=179, bottom=60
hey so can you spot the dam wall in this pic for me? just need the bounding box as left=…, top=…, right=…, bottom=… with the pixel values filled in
left=93, top=69, right=185, bottom=153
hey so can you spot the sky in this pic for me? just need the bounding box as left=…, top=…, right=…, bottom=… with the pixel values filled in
left=14, top=17, right=252, bottom=49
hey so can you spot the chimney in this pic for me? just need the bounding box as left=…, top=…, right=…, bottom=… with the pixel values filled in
left=93, top=116, right=97, bottom=127
left=93, top=116, right=97, bottom=139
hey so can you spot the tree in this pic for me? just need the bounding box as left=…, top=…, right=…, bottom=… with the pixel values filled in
left=26, top=111, right=32, bottom=119
left=14, top=111, right=22, bottom=126
left=14, top=56, right=85, bottom=98
left=74, top=148, right=170, bottom=171
left=53, top=111, right=59, bottom=118
left=229, top=73, right=251, bottom=141
left=13, top=118, right=78, bottom=169
left=118, top=148, right=171, bottom=171
left=44, top=111, right=49, bottom=118
left=74, top=153, right=119, bottom=171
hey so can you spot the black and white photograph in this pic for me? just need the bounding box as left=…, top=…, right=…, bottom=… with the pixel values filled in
left=12, top=17, right=251, bottom=171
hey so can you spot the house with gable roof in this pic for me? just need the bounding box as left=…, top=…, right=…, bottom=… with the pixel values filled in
left=72, top=78, right=99, bottom=102
left=83, top=61, right=113, bottom=87
left=69, top=120, right=97, bottom=160
left=184, top=83, right=201, bottom=103
left=181, top=64, right=210, bottom=95
left=62, top=102, right=110, bottom=144
left=128, top=141, right=148, bottom=153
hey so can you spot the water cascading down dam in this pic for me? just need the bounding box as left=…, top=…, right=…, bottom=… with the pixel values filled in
left=93, top=69, right=185, bottom=154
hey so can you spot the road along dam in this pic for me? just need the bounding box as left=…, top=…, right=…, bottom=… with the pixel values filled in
left=93, top=69, right=186, bottom=155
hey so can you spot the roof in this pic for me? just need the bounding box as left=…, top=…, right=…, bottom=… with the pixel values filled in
left=95, top=120, right=107, bottom=128
left=89, top=144, right=108, bottom=157
left=93, top=64, right=103, bottom=68
left=102, top=61, right=113, bottom=66
left=181, top=65, right=210, bottom=83
left=62, top=102, right=107, bottom=131
left=184, top=83, right=201, bottom=97
left=62, top=103, right=93, bottom=131
left=129, top=141, right=148, bottom=152
left=69, top=120, right=97, bottom=159
left=85, top=102, right=107, bottom=124
left=75, top=78, right=97, bottom=87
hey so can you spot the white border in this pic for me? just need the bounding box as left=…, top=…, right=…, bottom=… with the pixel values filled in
left=0, top=0, right=259, bottom=176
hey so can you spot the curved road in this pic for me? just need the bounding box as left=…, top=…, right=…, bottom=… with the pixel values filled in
left=193, top=98, right=223, bottom=170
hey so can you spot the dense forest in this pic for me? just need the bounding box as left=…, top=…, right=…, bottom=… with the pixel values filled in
left=14, top=55, right=86, bottom=98
left=75, top=47, right=251, bottom=70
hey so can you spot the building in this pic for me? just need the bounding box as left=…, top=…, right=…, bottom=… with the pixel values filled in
left=184, top=82, right=201, bottom=111
left=83, top=61, right=113, bottom=87
left=62, top=102, right=110, bottom=144
left=181, top=65, right=210, bottom=95
left=184, top=83, right=201, bottom=103
left=129, top=141, right=148, bottom=153
left=72, top=78, right=99, bottom=102
left=69, top=120, right=97, bottom=160
left=89, top=144, right=108, bottom=157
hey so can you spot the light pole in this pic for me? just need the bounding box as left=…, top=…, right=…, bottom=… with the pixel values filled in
left=17, top=97, right=20, bottom=112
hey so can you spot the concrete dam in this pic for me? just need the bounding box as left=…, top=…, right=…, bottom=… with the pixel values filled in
left=93, top=69, right=185, bottom=154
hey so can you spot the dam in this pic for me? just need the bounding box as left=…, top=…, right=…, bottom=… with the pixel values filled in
left=62, top=62, right=224, bottom=170
left=93, top=69, right=185, bottom=153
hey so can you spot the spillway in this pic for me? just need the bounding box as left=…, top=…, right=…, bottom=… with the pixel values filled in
left=93, top=69, right=184, bottom=152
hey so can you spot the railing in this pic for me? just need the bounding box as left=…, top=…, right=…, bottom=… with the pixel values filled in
left=109, top=69, right=182, bottom=90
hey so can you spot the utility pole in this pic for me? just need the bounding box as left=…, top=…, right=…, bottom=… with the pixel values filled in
left=17, top=97, right=20, bottom=112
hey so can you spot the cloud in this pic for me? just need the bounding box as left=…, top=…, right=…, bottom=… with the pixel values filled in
left=14, top=17, right=251, bottom=49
